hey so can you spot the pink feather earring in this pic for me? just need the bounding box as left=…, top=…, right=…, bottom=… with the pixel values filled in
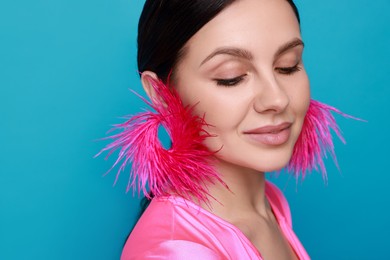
left=286, top=99, right=361, bottom=180
left=95, top=76, right=227, bottom=203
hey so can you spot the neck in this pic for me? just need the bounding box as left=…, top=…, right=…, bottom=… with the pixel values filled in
left=201, top=159, right=269, bottom=221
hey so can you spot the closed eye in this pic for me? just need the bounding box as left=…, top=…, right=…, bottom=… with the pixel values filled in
left=214, top=74, right=247, bottom=87
left=275, top=64, right=302, bottom=75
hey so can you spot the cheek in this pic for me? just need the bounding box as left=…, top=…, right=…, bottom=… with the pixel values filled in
left=286, top=72, right=311, bottom=145
left=176, top=91, right=227, bottom=151
left=177, top=82, right=249, bottom=131
left=286, top=72, right=311, bottom=117
left=196, top=94, right=252, bottom=154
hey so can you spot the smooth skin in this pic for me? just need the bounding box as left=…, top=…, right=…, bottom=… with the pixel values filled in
left=142, top=0, right=310, bottom=259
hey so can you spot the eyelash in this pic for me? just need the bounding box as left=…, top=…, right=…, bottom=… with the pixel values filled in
left=276, top=63, right=302, bottom=75
left=214, top=63, right=301, bottom=87
left=214, top=75, right=246, bottom=87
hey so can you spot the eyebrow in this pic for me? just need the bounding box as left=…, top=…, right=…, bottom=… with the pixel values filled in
left=274, top=38, right=304, bottom=59
left=199, top=38, right=304, bottom=67
left=200, top=47, right=253, bottom=67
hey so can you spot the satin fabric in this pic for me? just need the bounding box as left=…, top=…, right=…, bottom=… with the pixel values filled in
left=122, top=181, right=310, bottom=259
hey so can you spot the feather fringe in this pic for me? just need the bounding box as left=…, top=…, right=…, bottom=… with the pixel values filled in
left=287, top=99, right=362, bottom=180
left=95, top=78, right=226, bottom=203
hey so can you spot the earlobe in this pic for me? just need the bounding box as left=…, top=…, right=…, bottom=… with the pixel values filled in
left=141, top=71, right=161, bottom=101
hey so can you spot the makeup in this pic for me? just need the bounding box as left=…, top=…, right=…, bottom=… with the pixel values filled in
left=244, top=122, right=292, bottom=146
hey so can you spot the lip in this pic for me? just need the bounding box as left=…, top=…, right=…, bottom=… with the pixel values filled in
left=244, top=122, right=292, bottom=146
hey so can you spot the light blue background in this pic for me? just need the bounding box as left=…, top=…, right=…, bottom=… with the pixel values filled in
left=1, top=0, right=389, bottom=259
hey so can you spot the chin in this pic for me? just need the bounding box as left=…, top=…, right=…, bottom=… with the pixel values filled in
left=264, top=154, right=294, bottom=172
left=215, top=149, right=293, bottom=174
left=249, top=158, right=291, bottom=173
left=260, top=163, right=289, bottom=173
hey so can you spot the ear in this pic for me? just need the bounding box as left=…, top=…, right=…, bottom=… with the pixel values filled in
left=141, top=71, right=160, bottom=101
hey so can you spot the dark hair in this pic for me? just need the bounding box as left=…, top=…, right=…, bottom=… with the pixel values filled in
left=137, top=0, right=300, bottom=83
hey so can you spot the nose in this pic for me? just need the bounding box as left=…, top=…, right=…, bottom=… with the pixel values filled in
left=253, top=76, right=289, bottom=114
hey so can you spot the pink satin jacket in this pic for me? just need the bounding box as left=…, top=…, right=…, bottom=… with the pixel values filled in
left=122, top=181, right=310, bottom=259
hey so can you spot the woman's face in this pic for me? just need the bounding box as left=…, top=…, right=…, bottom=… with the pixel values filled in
left=174, top=0, right=310, bottom=173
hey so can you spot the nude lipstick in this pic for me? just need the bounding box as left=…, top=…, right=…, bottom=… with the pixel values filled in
left=244, top=122, right=292, bottom=146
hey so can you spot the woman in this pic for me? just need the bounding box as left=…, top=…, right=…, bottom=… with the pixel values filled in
left=98, top=0, right=351, bottom=259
